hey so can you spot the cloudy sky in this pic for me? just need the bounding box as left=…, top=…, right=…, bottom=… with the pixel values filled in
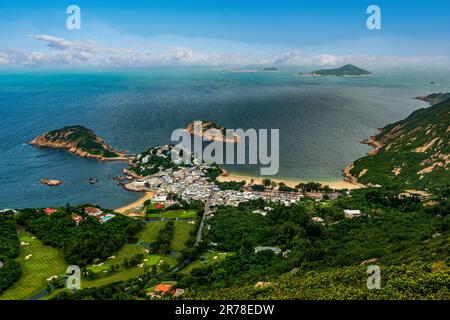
left=1, top=0, right=449, bottom=69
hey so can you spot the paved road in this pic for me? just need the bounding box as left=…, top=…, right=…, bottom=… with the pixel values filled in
left=195, top=197, right=214, bottom=244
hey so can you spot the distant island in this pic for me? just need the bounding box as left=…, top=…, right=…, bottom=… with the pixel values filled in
left=29, top=125, right=127, bottom=161
left=344, top=94, right=450, bottom=192
left=185, top=121, right=241, bottom=143
left=300, top=64, right=372, bottom=77
left=263, top=67, right=278, bottom=71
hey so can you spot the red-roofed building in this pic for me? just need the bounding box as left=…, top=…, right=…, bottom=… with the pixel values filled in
left=84, top=206, right=103, bottom=216
left=155, top=284, right=172, bottom=293
left=148, top=283, right=173, bottom=298
left=72, top=215, right=83, bottom=225
left=154, top=203, right=164, bottom=210
left=44, top=208, right=57, bottom=215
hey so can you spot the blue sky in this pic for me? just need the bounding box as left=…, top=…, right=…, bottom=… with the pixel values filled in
left=1, top=0, right=449, bottom=68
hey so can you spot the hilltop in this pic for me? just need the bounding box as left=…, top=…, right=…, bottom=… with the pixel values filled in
left=301, top=64, right=372, bottom=77
left=29, top=125, right=126, bottom=161
left=345, top=95, right=450, bottom=192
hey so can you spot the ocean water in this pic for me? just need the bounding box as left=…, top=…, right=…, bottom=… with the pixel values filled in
left=0, top=67, right=448, bottom=209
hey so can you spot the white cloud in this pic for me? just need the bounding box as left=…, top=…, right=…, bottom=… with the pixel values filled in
left=0, top=34, right=447, bottom=69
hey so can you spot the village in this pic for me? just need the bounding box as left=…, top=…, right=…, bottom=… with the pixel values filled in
left=122, top=162, right=345, bottom=209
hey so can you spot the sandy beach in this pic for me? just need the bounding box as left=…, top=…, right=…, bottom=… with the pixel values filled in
left=217, top=173, right=363, bottom=190
left=114, top=191, right=154, bottom=215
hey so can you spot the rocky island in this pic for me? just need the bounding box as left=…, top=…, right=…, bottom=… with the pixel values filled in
left=344, top=94, right=450, bottom=192
left=415, top=92, right=450, bottom=105
left=301, top=64, right=372, bottom=77
left=29, top=125, right=127, bottom=161
left=185, top=121, right=241, bottom=143
left=40, top=178, right=63, bottom=186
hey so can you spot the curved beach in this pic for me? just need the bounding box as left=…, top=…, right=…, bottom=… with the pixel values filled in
left=217, top=173, right=362, bottom=190
left=114, top=191, right=155, bottom=215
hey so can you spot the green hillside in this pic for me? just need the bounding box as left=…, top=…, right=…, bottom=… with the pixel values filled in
left=30, top=125, right=121, bottom=159
left=350, top=97, right=450, bottom=192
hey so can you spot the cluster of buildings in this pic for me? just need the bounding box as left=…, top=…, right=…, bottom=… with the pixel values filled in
left=84, top=206, right=116, bottom=224
left=125, top=163, right=344, bottom=209
left=42, top=206, right=115, bottom=225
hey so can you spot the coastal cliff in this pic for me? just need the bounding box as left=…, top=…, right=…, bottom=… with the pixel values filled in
left=30, top=125, right=127, bottom=161
left=344, top=95, right=450, bottom=191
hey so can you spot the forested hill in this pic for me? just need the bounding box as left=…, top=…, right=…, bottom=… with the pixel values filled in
left=349, top=96, right=450, bottom=192
left=304, top=64, right=372, bottom=76
left=30, top=125, right=125, bottom=160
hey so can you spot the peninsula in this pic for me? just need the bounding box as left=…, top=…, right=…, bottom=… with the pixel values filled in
left=414, top=92, right=450, bottom=105
left=29, top=125, right=127, bottom=161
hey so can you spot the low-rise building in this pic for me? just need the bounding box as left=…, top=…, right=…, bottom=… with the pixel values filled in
left=344, top=209, right=362, bottom=218
left=254, top=246, right=281, bottom=254
left=44, top=208, right=57, bottom=215
left=85, top=206, right=103, bottom=216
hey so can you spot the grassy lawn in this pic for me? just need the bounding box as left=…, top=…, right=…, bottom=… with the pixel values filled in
left=171, top=221, right=196, bottom=251
left=146, top=254, right=178, bottom=272
left=146, top=209, right=198, bottom=219
left=44, top=266, right=146, bottom=299
left=83, top=267, right=145, bottom=289
left=0, top=231, right=67, bottom=300
left=137, top=222, right=165, bottom=243
left=87, top=244, right=146, bottom=273
left=180, top=250, right=232, bottom=274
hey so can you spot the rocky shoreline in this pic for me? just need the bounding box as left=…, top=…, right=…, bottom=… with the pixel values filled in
left=342, top=130, right=384, bottom=185
left=29, top=127, right=128, bottom=161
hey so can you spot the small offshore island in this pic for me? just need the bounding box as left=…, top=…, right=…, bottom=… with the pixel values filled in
left=300, top=64, right=373, bottom=77
left=29, top=125, right=128, bottom=161
left=185, top=120, right=241, bottom=143
left=39, top=178, right=63, bottom=187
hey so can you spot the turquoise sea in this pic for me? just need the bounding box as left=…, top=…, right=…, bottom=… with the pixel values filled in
left=0, top=67, right=448, bottom=209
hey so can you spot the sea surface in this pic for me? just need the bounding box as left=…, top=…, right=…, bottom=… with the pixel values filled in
left=0, top=67, right=449, bottom=209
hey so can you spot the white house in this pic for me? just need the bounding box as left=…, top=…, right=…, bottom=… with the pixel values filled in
left=344, top=209, right=362, bottom=218
left=154, top=193, right=167, bottom=202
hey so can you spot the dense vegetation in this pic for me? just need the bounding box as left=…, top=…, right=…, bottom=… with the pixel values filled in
left=2, top=182, right=449, bottom=300
left=16, top=207, right=143, bottom=266
left=151, top=221, right=175, bottom=255
left=129, top=145, right=176, bottom=176
left=215, top=180, right=245, bottom=191
left=180, top=187, right=449, bottom=297
left=186, top=264, right=449, bottom=300
left=0, top=213, right=21, bottom=292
